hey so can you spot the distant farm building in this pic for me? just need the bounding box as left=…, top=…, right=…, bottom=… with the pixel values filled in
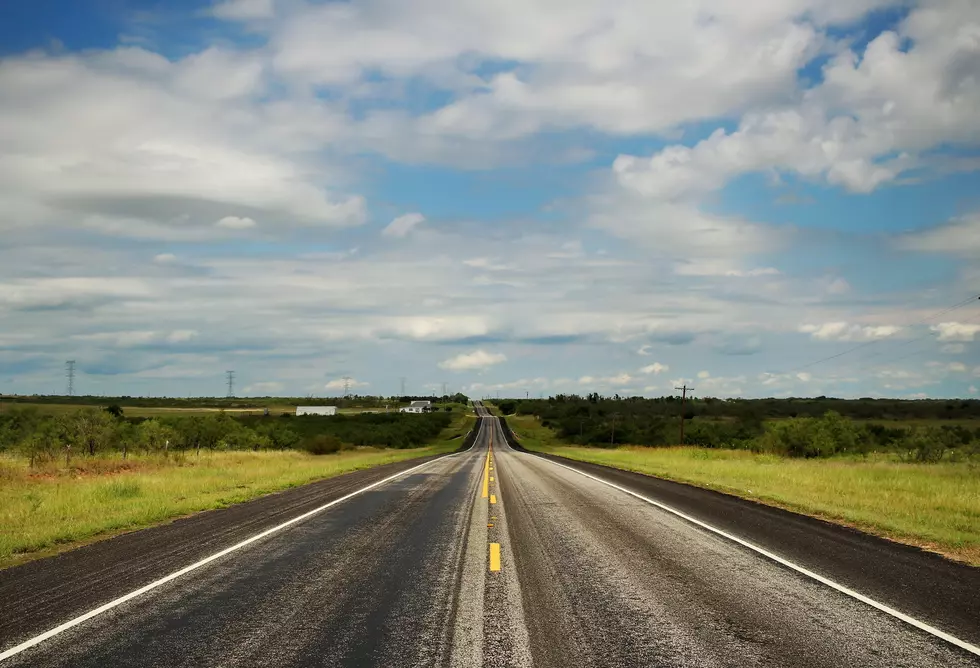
left=296, top=406, right=338, bottom=416
left=399, top=401, right=432, bottom=414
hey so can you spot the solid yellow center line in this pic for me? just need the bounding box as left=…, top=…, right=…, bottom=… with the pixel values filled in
left=489, top=543, right=501, bottom=571
left=482, top=450, right=490, bottom=498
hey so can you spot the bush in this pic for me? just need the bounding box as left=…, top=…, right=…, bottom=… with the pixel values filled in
left=301, top=434, right=346, bottom=455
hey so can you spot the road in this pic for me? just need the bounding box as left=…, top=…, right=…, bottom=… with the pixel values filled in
left=1, top=403, right=978, bottom=666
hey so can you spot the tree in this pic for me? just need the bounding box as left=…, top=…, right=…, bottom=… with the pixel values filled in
left=136, top=420, right=178, bottom=456
left=60, top=409, right=117, bottom=457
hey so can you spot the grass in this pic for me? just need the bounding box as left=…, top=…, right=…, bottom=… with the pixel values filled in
left=0, top=443, right=460, bottom=570
left=508, top=415, right=980, bottom=566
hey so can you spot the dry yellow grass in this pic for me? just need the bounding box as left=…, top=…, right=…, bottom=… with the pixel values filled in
left=510, top=415, right=980, bottom=566
left=0, top=445, right=457, bottom=569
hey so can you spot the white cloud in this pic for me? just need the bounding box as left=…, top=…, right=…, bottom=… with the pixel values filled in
left=796, top=372, right=812, bottom=382
left=637, top=345, right=652, bottom=356
left=640, top=362, right=668, bottom=375
left=969, top=385, right=978, bottom=395
left=166, top=330, right=198, bottom=343
left=212, top=0, right=274, bottom=21
left=799, top=322, right=901, bottom=342
left=438, top=349, right=507, bottom=371
left=154, top=253, right=177, bottom=264
left=941, top=343, right=966, bottom=354
left=0, top=47, right=366, bottom=242
left=931, top=322, right=980, bottom=342
left=216, top=216, right=257, bottom=229
left=899, top=214, right=980, bottom=256
left=325, top=378, right=369, bottom=391
left=382, top=213, right=425, bottom=238
left=697, top=370, right=711, bottom=379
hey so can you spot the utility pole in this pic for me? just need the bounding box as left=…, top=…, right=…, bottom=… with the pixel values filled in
left=400, top=377, right=406, bottom=397
left=66, top=360, right=76, bottom=397
left=226, top=370, right=235, bottom=398
left=674, top=384, right=694, bottom=445
left=442, top=382, right=448, bottom=398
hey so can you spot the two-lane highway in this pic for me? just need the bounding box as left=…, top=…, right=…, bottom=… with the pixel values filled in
left=1, top=403, right=978, bottom=666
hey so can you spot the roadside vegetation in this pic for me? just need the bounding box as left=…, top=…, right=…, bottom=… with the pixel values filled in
left=498, top=396, right=980, bottom=462
left=506, top=413, right=980, bottom=565
left=0, top=444, right=462, bottom=569
left=0, top=401, right=478, bottom=568
left=0, top=404, right=467, bottom=466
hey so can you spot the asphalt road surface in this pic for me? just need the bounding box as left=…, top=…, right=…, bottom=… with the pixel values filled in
left=1, top=403, right=978, bottom=666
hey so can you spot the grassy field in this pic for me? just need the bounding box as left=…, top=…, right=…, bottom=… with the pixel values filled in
left=0, top=443, right=465, bottom=570
left=508, top=415, right=980, bottom=566
left=0, top=401, right=470, bottom=418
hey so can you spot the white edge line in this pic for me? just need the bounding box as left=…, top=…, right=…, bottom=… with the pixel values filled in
left=533, top=454, right=980, bottom=658
left=0, top=446, right=475, bottom=663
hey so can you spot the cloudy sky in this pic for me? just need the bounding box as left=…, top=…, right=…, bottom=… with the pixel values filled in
left=1, top=0, right=979, bottom=399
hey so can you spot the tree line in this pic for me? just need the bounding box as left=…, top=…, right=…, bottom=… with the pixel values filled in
left=0, top=407, right=454, bottom=466
left=500, top=395, right=980, bottom=461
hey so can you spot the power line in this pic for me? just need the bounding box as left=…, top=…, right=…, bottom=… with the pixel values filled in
left=775, top=293, right=980, bottom=377
left=226, top=370, right=235, bottom=398
left=65, top=360, right=76, bottom=397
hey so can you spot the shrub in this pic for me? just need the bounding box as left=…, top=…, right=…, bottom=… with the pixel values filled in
left=301, top=435, right=346, bottom=455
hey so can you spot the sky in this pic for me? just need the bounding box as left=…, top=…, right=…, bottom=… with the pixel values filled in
left=1, top=0, right=979, bottom=400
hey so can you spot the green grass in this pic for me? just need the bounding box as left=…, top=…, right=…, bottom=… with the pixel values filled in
left=509, top=416, right=980, bottom=566
left=0, top=444, right=458, bottom=569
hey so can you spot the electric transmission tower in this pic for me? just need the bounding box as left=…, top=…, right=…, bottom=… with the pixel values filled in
left=226, top=370, right=235, bottom=398
left=66, top=360, right=76, bottom=397
left=442, top=382, right=448, bottom=397
left=400, top=377, right=407, bottom=397
left=342, top=376, right=352, bottom=398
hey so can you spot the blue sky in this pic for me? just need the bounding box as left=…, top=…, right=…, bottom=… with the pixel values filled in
left=1, top=0, right=979, bottom=399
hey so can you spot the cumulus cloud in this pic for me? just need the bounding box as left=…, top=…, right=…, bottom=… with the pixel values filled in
left=154, top=253, right=177, bottom=264
left=438, top=349, right=507, bottom=371
left=324, top=378, right=369, bottom=390
left=931, top=322, right=980, bottom=342
left=970, top=385, right=978, bottom=394
left=799, top=322, right=901, bottom=342
left=640, top=362, right=668, bottom=375
left=382, top=213, right=425, bottom=238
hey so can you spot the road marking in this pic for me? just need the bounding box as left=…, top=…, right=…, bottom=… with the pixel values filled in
left=490, top=494, right=497, bottom=504
left=490, top=476, right=494, bottom=482
left=538, top=456, right=980, bottom=658
left=489, top=543, right=501, bottom=571
left=0, top=454, right=462, bottom=662
left=482, top=450, right=491, bottom=499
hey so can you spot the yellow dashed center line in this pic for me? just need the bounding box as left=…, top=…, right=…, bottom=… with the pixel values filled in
left=489, top=543, right=501, bottom=571
left=490, top=494, right=497, bottom=504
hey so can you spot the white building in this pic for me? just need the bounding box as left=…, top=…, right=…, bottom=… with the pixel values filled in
left=296, top=406, right=338, bottom=416
left=399, top=400, right=432, bottom=414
